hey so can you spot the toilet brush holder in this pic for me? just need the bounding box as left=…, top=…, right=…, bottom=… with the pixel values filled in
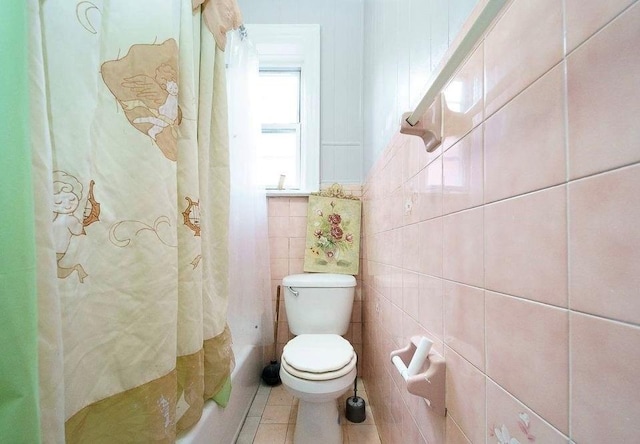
left=345, top=369, right=366, bottom=423
left=390, top=336, right=446, bottom=417
left=346, top=395, right=366, bottom=423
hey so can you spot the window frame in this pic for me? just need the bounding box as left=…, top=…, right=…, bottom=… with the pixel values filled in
left=246, top=24, right=321, bottom=193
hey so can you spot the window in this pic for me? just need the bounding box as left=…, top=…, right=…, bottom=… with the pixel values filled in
left=247, top=24, right=320, bottom=192
left=257, top=69, right=301, bottom=188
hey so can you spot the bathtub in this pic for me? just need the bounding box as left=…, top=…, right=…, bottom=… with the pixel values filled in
left=177, top=344, right=262, bottom=444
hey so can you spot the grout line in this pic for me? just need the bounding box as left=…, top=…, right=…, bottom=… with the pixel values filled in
left=564, top=0, right=640, bottom=58
left=363, top=264, right=640, bottom=326
left=448, top=414, right=474, bottom=444
left=567, top=160, right=640, bottom=184
left=568, top=301, right=573, bottom=441
left=561, top=2, right=573, bottom=432
left=568, top=310, right=640, bottom=330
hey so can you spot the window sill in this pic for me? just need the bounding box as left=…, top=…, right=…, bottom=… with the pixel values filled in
left=266, top=189, right=314, bottom=197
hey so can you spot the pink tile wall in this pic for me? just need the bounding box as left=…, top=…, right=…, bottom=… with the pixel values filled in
left=266, top=187, right=364, bottom=375
left=361, top=1, right=640, bottom=443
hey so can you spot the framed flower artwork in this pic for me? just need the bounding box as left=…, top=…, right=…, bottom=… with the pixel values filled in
left=303, top=195, right=361, bottom=275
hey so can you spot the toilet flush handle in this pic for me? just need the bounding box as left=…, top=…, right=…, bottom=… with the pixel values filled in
left=287, top=286, right=299, bottom=297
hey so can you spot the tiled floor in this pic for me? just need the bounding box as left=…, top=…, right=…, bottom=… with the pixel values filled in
left=235, top=378, right=381, bottom=444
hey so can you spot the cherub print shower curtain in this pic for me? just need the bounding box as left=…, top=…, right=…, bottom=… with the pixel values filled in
left=25, top=0, right=240, bottom=441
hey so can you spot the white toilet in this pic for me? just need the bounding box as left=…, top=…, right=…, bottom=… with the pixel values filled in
left=280, top=273, right=357, bottom=444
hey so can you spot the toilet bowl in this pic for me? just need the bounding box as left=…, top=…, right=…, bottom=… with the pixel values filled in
left=279, top=334, right=357, bottom=444
left=280, top=273, right=357, bottom=444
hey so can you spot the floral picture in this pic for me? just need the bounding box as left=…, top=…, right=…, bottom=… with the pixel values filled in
left=303, top=195, right=361, bottom=275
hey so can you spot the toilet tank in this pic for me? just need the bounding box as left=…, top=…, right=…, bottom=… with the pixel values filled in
left=282, top=273, right=356, bottom=335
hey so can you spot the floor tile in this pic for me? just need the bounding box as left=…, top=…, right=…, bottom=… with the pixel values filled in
left=253, top=424, right=288, bottom=444
left=267, top=385, right=294, bottom=406
left=261, top=404, right=291, bottom=424
left=346, top=425, right=382, bottom=444
left=285, top=425, right=295, bottom=444
left=247, top=392, right=268, bottom=417
left=236, top=379, right=380, bottom=443
left=235, top=416, right=260, bottom=444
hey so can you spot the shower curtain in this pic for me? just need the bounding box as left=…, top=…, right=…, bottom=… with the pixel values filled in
left=0, top=3, right=41, bottom=443
left=226, top=28, right=274, bottom=359
left=21, top=0, right=242, bottom=441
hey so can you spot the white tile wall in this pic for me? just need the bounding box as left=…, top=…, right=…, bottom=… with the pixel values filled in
left=362, top=0, right=478, bottom=174
left=237, top=0, right=478, bottom=180
left=239, top=0, right=364, bottom=185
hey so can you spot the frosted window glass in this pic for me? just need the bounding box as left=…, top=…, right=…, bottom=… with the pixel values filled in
left=258, top=70, right=300, bottom=124
left=259, top=129, right=299, bottom=188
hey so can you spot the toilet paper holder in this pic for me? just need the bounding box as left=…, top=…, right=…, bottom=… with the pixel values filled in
left=390, top=336, right=446, bottom=417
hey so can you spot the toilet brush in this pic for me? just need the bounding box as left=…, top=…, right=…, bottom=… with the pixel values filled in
left=345, top=359, right=366, bottom=423
left=261, top=285, right=282, bottom=386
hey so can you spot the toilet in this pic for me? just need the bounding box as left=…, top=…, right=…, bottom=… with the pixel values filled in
left=279, top=273, right=357, bottom=444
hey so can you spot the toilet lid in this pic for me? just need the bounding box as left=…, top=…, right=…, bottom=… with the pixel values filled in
left=282, top=334, right=354, bottom=373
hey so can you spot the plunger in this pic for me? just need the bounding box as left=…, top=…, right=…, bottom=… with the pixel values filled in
left=261, top=285, right=282, bottom=386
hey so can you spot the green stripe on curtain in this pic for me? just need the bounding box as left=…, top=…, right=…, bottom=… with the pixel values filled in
left=0, top=2, right=42, bottom=442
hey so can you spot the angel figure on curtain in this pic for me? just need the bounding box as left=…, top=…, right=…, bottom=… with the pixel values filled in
left=101, top=38, right=182, bottom=161
left=125, top=63, right=180, bottom=141
left=52, top=170, right=100, bottom=283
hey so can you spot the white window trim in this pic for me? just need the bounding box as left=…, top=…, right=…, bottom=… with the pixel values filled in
left=246, top=24, right=321, bottom=193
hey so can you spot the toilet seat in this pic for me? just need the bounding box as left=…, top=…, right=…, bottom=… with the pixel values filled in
left=282, top=353, right=357, bottom=381
left=281, top=334, right=356, bottom=381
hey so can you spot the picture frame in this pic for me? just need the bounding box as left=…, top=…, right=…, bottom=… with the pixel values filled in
left=303, top=195, right=361, bottom=275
